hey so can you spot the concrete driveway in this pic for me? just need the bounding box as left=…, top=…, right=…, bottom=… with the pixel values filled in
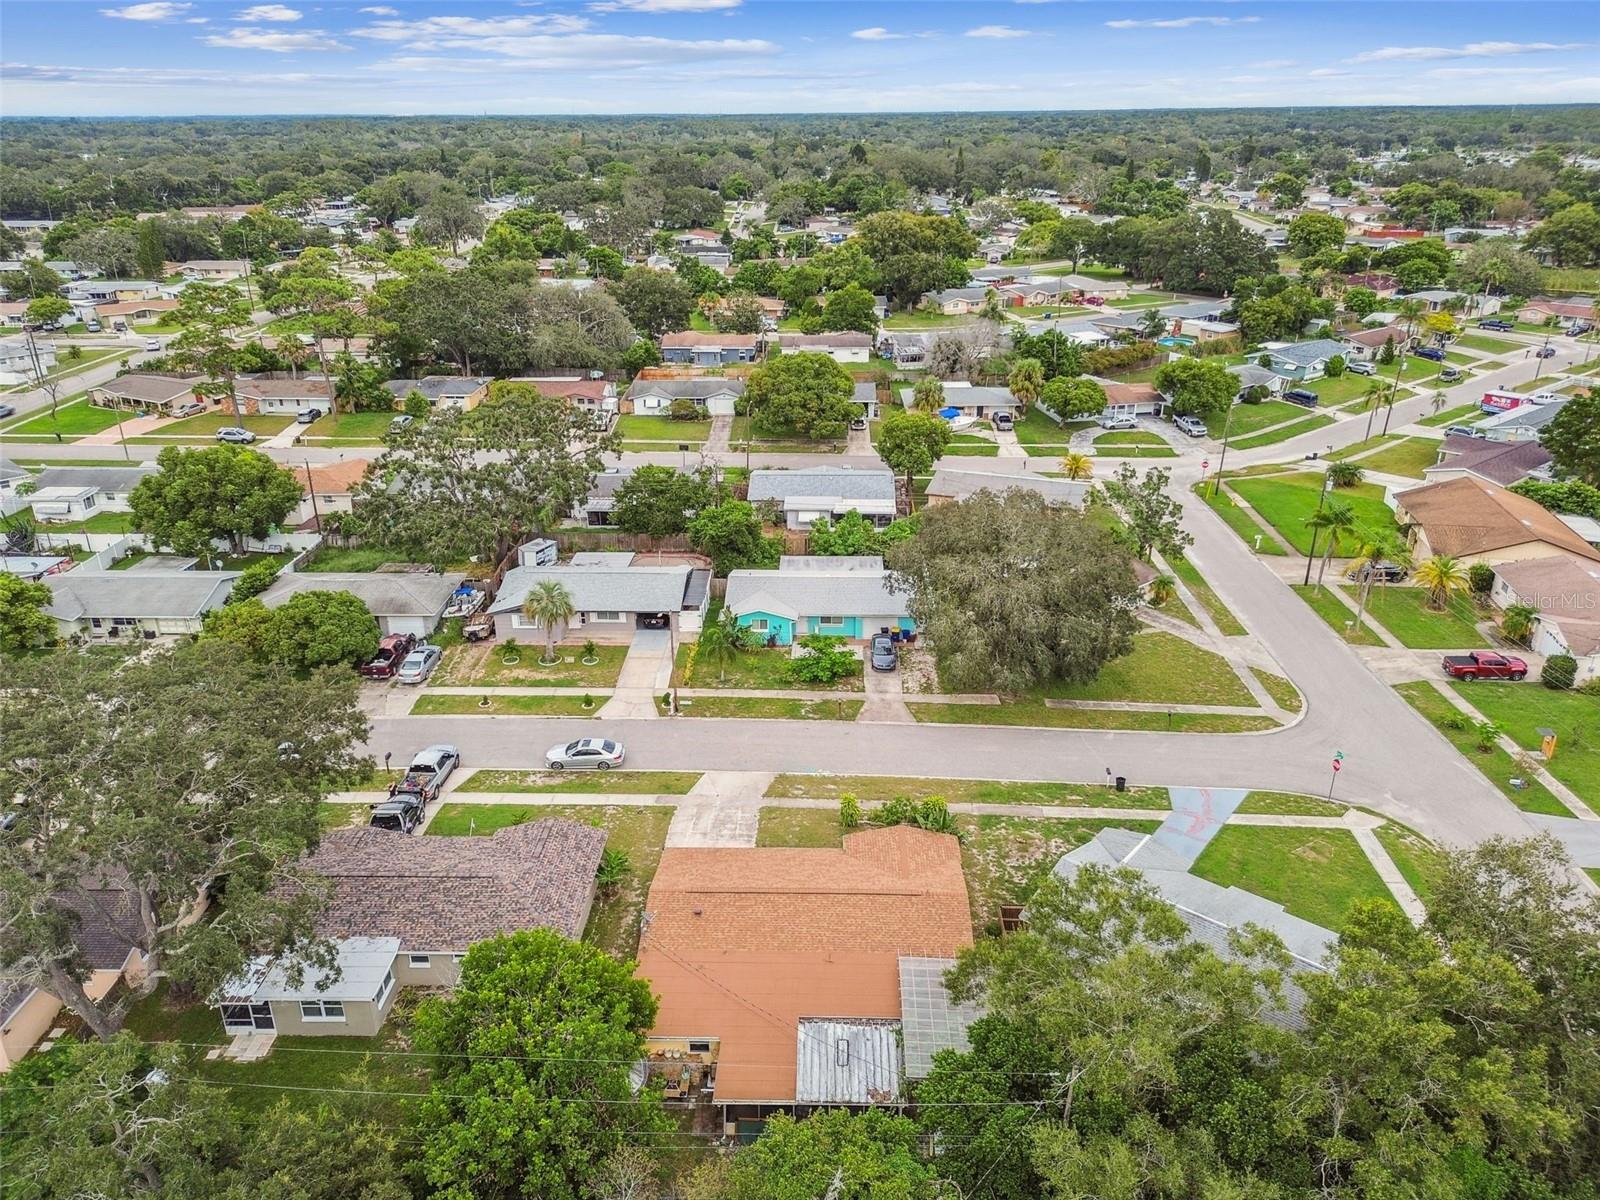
left=597, top=629, right=672, bottom=719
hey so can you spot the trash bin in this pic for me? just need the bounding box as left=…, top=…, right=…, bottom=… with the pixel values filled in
left=1115, top=776, right=1127, bottom=792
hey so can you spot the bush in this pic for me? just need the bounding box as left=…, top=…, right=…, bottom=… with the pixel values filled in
left=839, top=794, right=862, bottom=829
left=1468, top=562, right=1495, bottom=597
left=785, top=634, right=859, bottom=685
left=1082, top=340, right=1160, bottom=377
left=595, top=848, right=631, bottom=896
left=1473, top=720, right=1500, bottom=753
left=668, top=397, right=701, bottom=421
left=1324, top=355, right=1346, bottom=378
left=1543, top=654, right=1578, bottom=691
left=1326, top=461, right=1363, bottom=487
left=1240, top=384, right=1269, bottom=404
left=229, top=558, right=281, bottom=603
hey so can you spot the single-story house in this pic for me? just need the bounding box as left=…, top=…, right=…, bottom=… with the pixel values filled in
left=747, top=466, right=898, bottom=531
left=1422, top=436, right=1551, bottom=488
left=1397, top=288, right=1498, bottom=316
left=26, top=485, right=109, bottom=524
left=659, top=332, right=761, bottom=366
left=2, top=890, right=148, bottom=1072
left=217, top=820, right=605, bottom=1038
left=921, top=286, right=997, bottom=315
left=177, top=259, right=249, bottom=281
left=881, top=332, right=930, bottom=368
left=575, top=467, right=634, bottom=526
left=0, top=457, right=26, bottom=496
left=43, top=569, right=241, bottom=640
left=1100, top=380, right=1167, bottom=419
left=29, top=464, right=156, bottom=512
left=90, top=373, right=203, bottom=414
left=1227, top=364, right=1286, bottom=397
left=895, top=382, right=1018, bottom=420
left=775, top=332, right=872, bottom=363
left=1263, top=338, right=1351, bottom=381
left=286, top=458, right=370, bottom=529
left=234, top=375, right=337, bottom=416
left=1338, top=325, right=1405, bottom=361
left=1394, top=477, right=1600, bottom=568
left=1518, top=297, right=1595, bottom=325
left=511, top=377, right=618, bottom=422
left=489, top=558, right=712, bottom=640
left=674, top=229, right=723, bottom=250
left=1344, top=272, right=1400, bottom=297
left=723, top=555, right=912, bottom=646
left=381, top=377, right=491, bottom=411
left=66, top=280, right=164, bottom=304
left=853, top=379, right=880, bottom=420
left=0, top=554, right=73, bottom=581
left=636, top=826, right=974, bottom=1122
left=1054, top=829, right=1333, bottom=1029
left=1473, top=397, right=1569, bottom=445
left=625, top=377, right=744, bottom=417
left=257, top=570, right=465, bottom=638
left=1051, top=274, right=1130, bottom=300
left=0, top=336, right=54, bottom=385
left=94, top=299, right=179, bottom=326
left=1489, top=557, right=1600, bottom=686
left=924, top=467, right=1090, bottom=508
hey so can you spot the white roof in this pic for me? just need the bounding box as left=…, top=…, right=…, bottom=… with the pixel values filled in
left=221, top=936, right=400, bottom=1004
left=794, top=1018, right=902, bottom=1105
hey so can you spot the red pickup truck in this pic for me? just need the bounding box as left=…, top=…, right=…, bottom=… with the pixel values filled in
left=1442, top=651, right=1528, bottom=681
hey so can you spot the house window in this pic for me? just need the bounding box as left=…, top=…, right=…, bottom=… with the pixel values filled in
left=298, top=999, right=346, bottom=1021
left=82, top=495, right=96, bottom=509
left=374, top=969, right=395, bottom=1009
left=688, top=1040, right=712, bottom=1053
left=748, top=619, right=768, bottom=633
left=817, top=616, right=842, bottom=626
left=593, top=611, right=622, bottom=622
left=408, top=954, right=431, bottom=969
left=112, top=617, right=138, bottom=627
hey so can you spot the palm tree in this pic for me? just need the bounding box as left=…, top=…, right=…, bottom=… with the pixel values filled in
left=695, top=607, right=747, bottom=684
left=1305, top=498, right=1357, bottom=588
left=1413, top=554, right=1469, bottom=612
left=1147, top=575, right=1178, bottom=607
left=912, top=377, right=945, bottom=413
left=1347, top=527, right=1411, bottom=635
left=1007, top=358, right=1043, bottom=415
left=1500, top=603, right=1539, bottom=646
left=1058, top=451, right=1094, bottom=480
left=1396, top=297, right=1426, bottom=342
left=522, top=580, right=576, bottom=665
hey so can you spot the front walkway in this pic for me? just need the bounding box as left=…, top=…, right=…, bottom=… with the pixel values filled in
left=705, top=413, right=733, bottom=454
left=596, top=630, right=672, bottom=720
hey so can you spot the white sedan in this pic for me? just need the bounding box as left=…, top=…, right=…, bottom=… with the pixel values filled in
left=545, top=738, right=625, bottom=770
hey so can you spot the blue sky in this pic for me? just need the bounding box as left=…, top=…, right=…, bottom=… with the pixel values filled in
left=3, top=1, right=1597, bottom=116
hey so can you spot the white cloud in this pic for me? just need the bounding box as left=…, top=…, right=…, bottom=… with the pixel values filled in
left=965, top=25, right=1030, bottom=39
left=100, top=2, right=193, bottom=20
left=1349, top=40, right=1585, bottom=63
left=851, top=27, right=906, bottom=41
left=1247, top=58, right=1296, bottom=69
left=588, top=0, right=742, bottom=11
left=354, top=14, right=592, bottom=42
left=1106, top=15, right=1261, bottom=29
left=204, top=26, right=348, bottom=51
left=1306, top=68, right=1353, bottom=78
left=235, top=5, right=302, bottom=21
left=371, top=32, right=776, bottom=67
left=358, top=5, right=398, bottom=13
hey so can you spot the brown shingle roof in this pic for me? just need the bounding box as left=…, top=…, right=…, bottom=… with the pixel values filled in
left=1101, top=382, right=1161, bottom=406
left=1427, top=436, right=1551, bottom=486
left=291, top=458, right=370, bottom=496
left=1396, top=477, right=1600, bottom=563
left=95, top=373, right=202, bottom=405
left=300, top=819, right=605, bottom=950
left=236, top=377, right=337, bottom=401
left=637, top=826, right=972, bottom=1103
left=1341, top=325, right=1404, bottom=349
left=515, top=379, right=612, bottom=402
left=1492, top=556, right=1600, bottom=656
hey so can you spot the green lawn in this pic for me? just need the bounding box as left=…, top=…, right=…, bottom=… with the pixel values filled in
left=299, top=544, right=423, bottom=572
left=1228, top=414, right=1335, bottom=450
left=1448, top=683, right=1600, bottom=810
left=1360, top=587, right=1483, bottom=649
left=671, top=695, right=864, bottom=719
left=1355, top=437, right=1440, bottom=478
left=1192, top=825, right=1396, bottom=930
left=909, top=702, right=1277, bottom=732
left=456, top=769, right=702, bottom=794
left=943, top=441, right=1001, bottom=457
left=1168, top=554, right=1249, bottom=634
left=303, top=410, right=402, bottom=440
left=409, top=694, right=599, bottom=716
left=756, top=806, right=847, bottom=848
left=1305, top=373, right=1382, bottom=405
left=675, top=641, right=863, bottom=691
left=763, top=774, right=1170, bottom=809
left=427, top=803, right=671, bottom=960
left=1195, top=481, right=1286, bottom=555
left=1208, top=399, right=1308, bottom=440
left=881, top=311, right=976, bottom=330
left=1037, top=631, right=1255, bottom=707
left=613, top=414, right=712, bottom=443
left=1013, top=408, right=1094, bottom=446
left=1373, top=821, right=1450, bottom=900
left=155, top=412, right=294, bottom=437
left=1394, top=681, right=1570, bottom=816
left=1096, top=431, right=1168, bottom=446
left=0, top=397, right=121, bottom=437
left=433, top=642, right=628, bottom=688
left=1539, top=267, right=1600, bottom=292
left=1251, top=669, right=1303, bottom=713
left=731, top=415, right=843, bottom=452
left=1234, top=791, right=1346, bottom=816
left=1418, top=402, right=1482, bottom=428
left=13, top=506, right=136, bottom=534
left=1291, top=584, right=1385, bottom=646
left=1228, top=472, right=1399, bottom=556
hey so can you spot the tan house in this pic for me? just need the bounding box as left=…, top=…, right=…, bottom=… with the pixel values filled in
left=90, top=373, right=203, bottom=414
left=176, top=259, right=250, bottom=282
left=96, top=299, right=179, bottom=325
left=286, top=458, right=370, bottom=529
left=381, top=376, right=491, bottom=411
left=1490, top=556, right=1600, bottom=685
left=232, top=375, right=338, bottom=417
left=216, top=820, right=605, bottom=1038
left=1394, top=477, right=1600, bottom=568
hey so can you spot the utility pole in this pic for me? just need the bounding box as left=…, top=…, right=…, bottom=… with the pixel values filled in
left=1533, top=336, right=1552, bottom=380
left=1302, top=471, right=1332, bottom=587
left=1210, top=398, right=1237, bottom=498
left=304, top=459, right=322, bottom=531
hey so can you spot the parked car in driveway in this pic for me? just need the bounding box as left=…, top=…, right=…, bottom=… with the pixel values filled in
left=1347, top=361, right=1376, bottom=376
left=1440, top=366, right=1464, bottom=382
left=360, top=633, right=417, bottom=679
left=1173, top=414, right=1207, bottom=437
left=296, top=407, right=323, bottom=424
left=870, top=633, right=897, bottom=672
left=1347, top=560, right=1408, bottom=583
left=1442, top=651, right=1528, bottom=681
left=545, top=738, right=625, bottom=770
left=389, top=744, right=461, bottom=801
left=1415, top=346, right=1446, bottom=362
left=991, top=411, right=1014, bottom=431
left=1099, top=413, right=1137, bottom=431
left=390, top=414, right=414, bottom=430
left=215, top=427, right=256, bottom=444
left=849, top=415, right=868, bottom=431
left=369, top=794, right=425, bottom=834
left=395, top=644, right=442, bottom=684
left=172, top=401, right=205, bottom=418
left=1283, top=388, right=1320, bottom=407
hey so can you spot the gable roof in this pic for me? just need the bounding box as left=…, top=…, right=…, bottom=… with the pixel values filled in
left=44, top=570, right=239, bottom=621
left=747, top=466, right=896, bottom=504
left=638, top=826, right=973, bottom=1104
left=660, top=331, right=759, bottom=349
left=236, top=376, right=336, bottom=402
left=1340, top=325, right=1404, bottom=349
left=490, top=562, right=694, bottom=615
left=299, top=820, right=604, bottom=949
left=724, top=559, right=908, bottom=621
left=1269, top=338, right=1347, bottom=367
left=625, top=378, right=745, bottom=401
left=511, top=378, right=612, bottom=402
left=32, top=465, right=156, bottom=493
left=1426, top=436, right=1551, bottom=486
left=1492, top=556, right=1600, bottom=656
left=1396, top=477, right=1600, bottom=563
left=95, top=374, right=201, bottom=405
left=291, top=459, right=370, bottom=496
left=775, top=332, right=873, bottom=349
left=382, top=377, right=490, bottom=401
left=257, top=571, right=466, bottom=617
left=925, top=467, right=1089, bottom=507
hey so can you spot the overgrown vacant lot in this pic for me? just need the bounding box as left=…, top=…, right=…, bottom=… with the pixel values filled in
left=1190, top=825, right=1395, bottom=930
left=434, top=641, right=628, bottom=688
left=1036, top=631, right=1255, bottom=707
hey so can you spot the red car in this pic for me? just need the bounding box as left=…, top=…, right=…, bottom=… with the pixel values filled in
left=360, top=633, right=417, bottom=679
left=1442, top=651, right=1528, bottom=681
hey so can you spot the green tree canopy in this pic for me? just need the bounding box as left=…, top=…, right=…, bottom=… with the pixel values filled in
left=207, top=591, right=379, bottom=671
left=1154, top=356, right=1236, bottom=418
left=745, top=351, right=858, bottom=440
left=688, top=499, right=779, bottom=575
left=1042, top=375, right=1107, bottom=420
left=875, top=408, right=950, bottom=485
left=0, top=573, right=55, bottom=653
left=612, top=266, right=695, bottom=337
left=719, top=1109, right=935, bottom=1200
left=817, top=282, right=880, bottom=334
left=1287, top=211, right=1347, bottom=258
left=853, top=210, right=977, bottom=308
left=1100, top=462, right=1193, bottom=561
left=610, top=465, right=714, bottom=537
left=1542, top=388, right=1600, bottom=484
left=129, top=445, right=304, bottom=561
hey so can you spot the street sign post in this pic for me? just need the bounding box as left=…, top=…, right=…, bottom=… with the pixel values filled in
left=1328, top=749, right=1345, bottom=799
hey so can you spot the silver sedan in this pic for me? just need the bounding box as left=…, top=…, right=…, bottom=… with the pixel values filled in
left=544, top=738, right=625, bottom=770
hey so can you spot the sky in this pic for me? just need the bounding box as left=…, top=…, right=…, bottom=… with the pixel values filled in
left=2, top=1, right=1597, bottom=117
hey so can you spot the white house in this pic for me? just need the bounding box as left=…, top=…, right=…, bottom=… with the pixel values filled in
left=747, top=466, right=899, bottom=531
left=488, top=555, right=713, bottom=641
left=775, top=332, right=873, bottom=363
left=0, top=335, right=55, bottom=385
left=1490, top=557, right=1600, bottom=685
left=28, top=465, right=156, bottom=512
left=42, top=570, right=241, bottom=641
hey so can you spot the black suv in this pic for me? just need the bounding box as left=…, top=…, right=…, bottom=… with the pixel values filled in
left=369, top=794, right=425, bottom=834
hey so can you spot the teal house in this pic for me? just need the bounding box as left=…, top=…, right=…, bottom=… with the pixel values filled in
left=723, top=556, right=914, bottom=648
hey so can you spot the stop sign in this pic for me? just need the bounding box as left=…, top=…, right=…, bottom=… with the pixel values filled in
left=1202, top=460, right=1210, bottom=471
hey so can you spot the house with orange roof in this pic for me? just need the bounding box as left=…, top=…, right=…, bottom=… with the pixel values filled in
left=635, top=826, right=979, bottom=1134
left=1394, top=477, right=1600, bottom=568
left=285, top=458, right=369, bottom=529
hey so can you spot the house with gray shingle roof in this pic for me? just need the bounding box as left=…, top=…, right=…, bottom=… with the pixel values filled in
left=381, top=376, right=491, bottom=411
left=723, top=555, right=912, bottom=646
left=748, top=465, right=899, bottom=530
left=1263, top=338, right=1350, bottom=381
left=30, top=464, right=157, bottom=511
left=625, top=377, right=744, bottom=416
left=257, top=570, right=465, bottom=638
left=489, top=558, right=712, bottom=641
left=43, top=569, right=240, bottom=641
left=925, top=467, right=1089, bottom=508
left=215, top=819, right=606, bottom=1038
